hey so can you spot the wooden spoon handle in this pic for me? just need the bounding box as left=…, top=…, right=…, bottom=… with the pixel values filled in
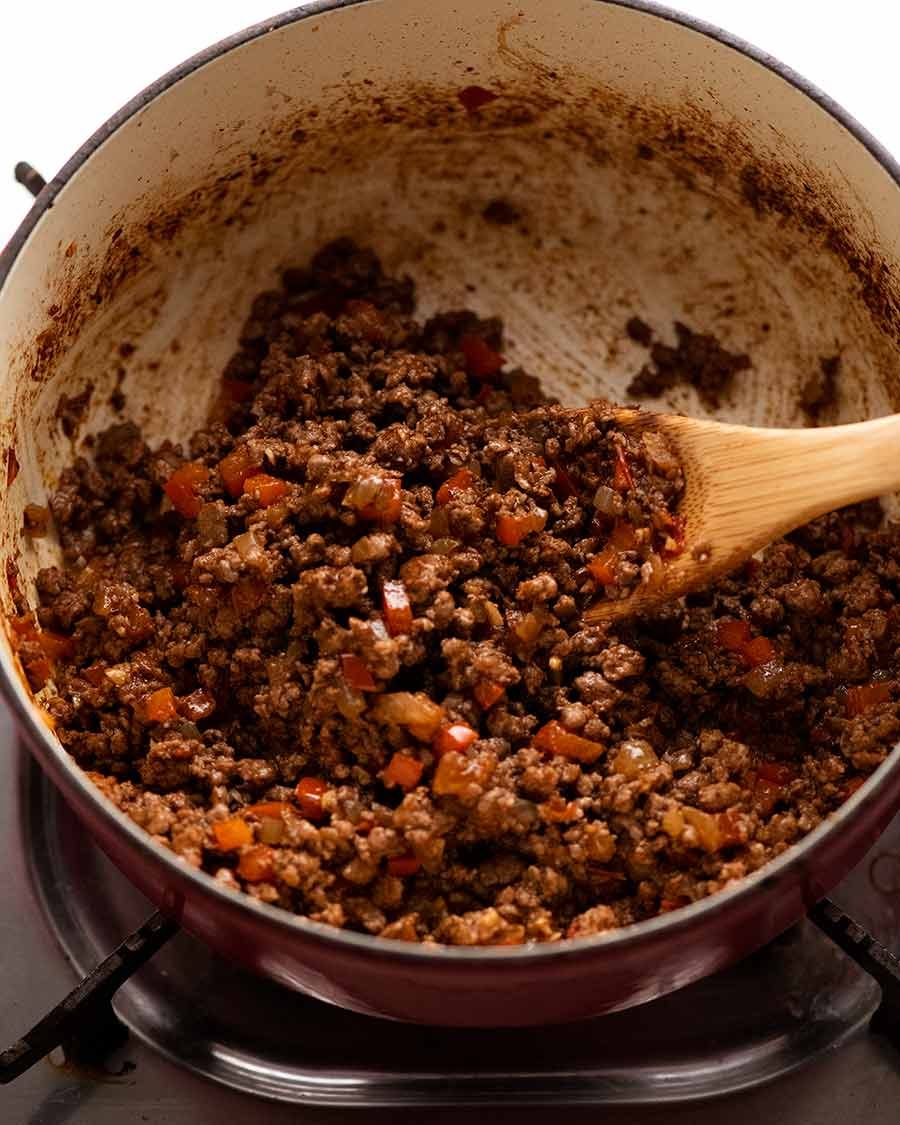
left=662, top=411, right=900, bottom=549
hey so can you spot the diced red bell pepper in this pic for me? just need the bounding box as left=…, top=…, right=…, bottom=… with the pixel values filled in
left=742, top=635, right=776, bottom=668
left=212, top=816, right=253, bottom=851
left=757, top=761, right=797, bottom=786
left=587, top=545, right=619, bottom=585
left=179, top=689, right=217, bottom=722
left=344, top=473, right=402, bottom=524
left=659, top=896, right=691, bottom=913
left=340, top=653, right=377, bottom=692
left=246, top=801, right=293, bottom=819
left=460, top=334, right=504, bottom=378
left=533, top=720, right=605, bottom=764
left=382, top=580, right=413, bottom=637
left=717, top=619, right=752, bottom=653
left=846, top=682, right=892, bottom=717
left=550, top=462, right=578, bottom=501
left=382, top=752, right=424, bottom=791
left=433, top=722, right=478, bottom=758
left=237, top=844, right=275, bottom=883
left=387, top=853, right=421, bottom=877
left=218, top=446, right=261, bottom=498
left=243, top=473, right=289, bottom=507
left=612, top=447, right=634, bottom=492
left=164, top=462, right=209, bottom=518
left=436, top=468, right=476, bottom=506
left=610, top=519, right=637, bottom=550
left=496, top=509, right=547, bottom=547
left=473, top=680, right=505, bottom=709
left=295, top=777, right=328, bottom=821
left=141, top=686, right=178, bottom=723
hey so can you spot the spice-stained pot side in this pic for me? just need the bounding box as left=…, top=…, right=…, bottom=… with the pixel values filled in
left=13, top=241, right=899, bottom=947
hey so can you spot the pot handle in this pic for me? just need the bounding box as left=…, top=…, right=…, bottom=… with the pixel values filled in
left=0, top=910, right=177, bottom=1083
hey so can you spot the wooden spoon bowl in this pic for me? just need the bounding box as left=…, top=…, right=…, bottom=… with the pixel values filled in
left=584, top=407, right=900, bottom=623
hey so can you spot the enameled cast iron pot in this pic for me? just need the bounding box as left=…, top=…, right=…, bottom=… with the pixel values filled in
left=3, top=0, right=900, bottom=1027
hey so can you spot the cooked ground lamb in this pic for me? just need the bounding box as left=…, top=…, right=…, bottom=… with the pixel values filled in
left=14, top=240, right=900, bottom=946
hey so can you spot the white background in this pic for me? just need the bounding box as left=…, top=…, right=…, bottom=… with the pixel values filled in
left=1, top=1, right=899, bottom=245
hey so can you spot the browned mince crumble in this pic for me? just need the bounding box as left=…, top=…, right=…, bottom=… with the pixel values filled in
left=626, top=318, right=751, bottom=409
left=14, top=239, right=900, bottom=947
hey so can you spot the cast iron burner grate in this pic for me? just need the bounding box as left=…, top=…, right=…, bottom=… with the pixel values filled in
left=3, top=752, right=900, bottom=1107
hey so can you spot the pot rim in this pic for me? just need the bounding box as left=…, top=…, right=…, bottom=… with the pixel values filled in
left=3, top=0, right=900, bottom=966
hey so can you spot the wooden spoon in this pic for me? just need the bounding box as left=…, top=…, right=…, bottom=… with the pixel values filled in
left=583, top=407, right=900, bottom=623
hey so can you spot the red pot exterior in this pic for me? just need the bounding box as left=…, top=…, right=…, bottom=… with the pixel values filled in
left=6, top=0, right=900, bottom=1028
left=21, top=713, right=900, bottom=1026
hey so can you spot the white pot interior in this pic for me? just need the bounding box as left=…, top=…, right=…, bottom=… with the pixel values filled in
left=2, top=0, right=900, bottom=722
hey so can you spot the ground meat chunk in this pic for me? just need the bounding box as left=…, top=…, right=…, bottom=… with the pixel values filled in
left=27, top=241, right=895, bottom=947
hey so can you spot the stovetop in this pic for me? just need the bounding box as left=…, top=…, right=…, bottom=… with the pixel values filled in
left=3, top=693, right=900, bottom=1123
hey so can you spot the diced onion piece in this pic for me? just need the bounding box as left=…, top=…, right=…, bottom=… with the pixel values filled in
left=104, top=665, right=130, bottom=686
left=436, top=468, right=476, bottom=506
left=460, top=334, right=504, bottom=378
left=431, top=537, right=460, bottom=555
left=141, top=686, right=178, bottom=723
left=387, top=853, right=421, bottom=877
left=662, top=807, right=685, bottom=839
left=218, top=446, right=261, bottom=497
left=295, top=777, right=328, bottom=820
left=533, top=720, right=605, bottom=764
left=612, top=741, right=659, bottom=778
left=213, top=816, right=253, bottom=851
left=496, top=508, right=547, bottom=547
left=382, top=580, right=413, bottom=636
left=372, top=692, right=445, bottom=739
left=587, top=545, right=618, bottom=585
left=433, top=722, right=478, bottom=758
left=237, top=844, right=275, bottom=883
left=742, top=635, right=775, bottom=668
left=473, top=680, right=505, bottom=709
left=243, top=473, right=289, bottom=507
left=164, top=462, right=209, bottom=518
left=257, top=817, right=285, bottom=845
left=344, top=472, right=402, bottom=523
left=682, top=806, right=721, bottom=852
left=340, top=653, right=378, bottom=692
left=592, top=485, right=619, bottom=515
left=382, top=751, right=424, bottom=790
left=846, top=682, right=892, bottom=717
left=233, top=530, right=264, bottom=564
left=716, top=619, right=752, bottom=653
left=514, top=610, right=544, bottom=644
